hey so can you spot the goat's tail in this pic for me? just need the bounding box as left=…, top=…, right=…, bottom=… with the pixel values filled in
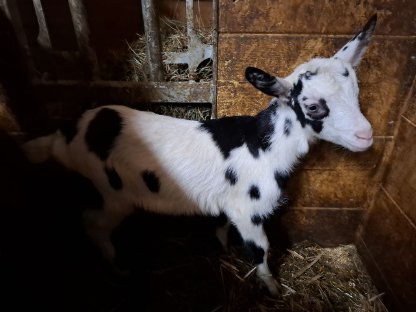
left=22, top=131, right=65, bottom=164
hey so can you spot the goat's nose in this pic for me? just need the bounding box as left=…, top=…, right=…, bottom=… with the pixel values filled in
left=355, top=128, right=373, bottom=140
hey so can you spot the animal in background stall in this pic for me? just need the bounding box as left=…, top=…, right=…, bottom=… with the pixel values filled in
left=23, top=15, right=377, bottom=295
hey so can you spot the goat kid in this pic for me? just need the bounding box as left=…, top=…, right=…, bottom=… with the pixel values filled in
left=23, top=15, right=377, bottom=295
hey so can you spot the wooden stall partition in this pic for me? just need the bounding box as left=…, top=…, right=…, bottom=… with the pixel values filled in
left=356, top=79, right=416, bottom=311
left=216, top=1, right=416, bottom=247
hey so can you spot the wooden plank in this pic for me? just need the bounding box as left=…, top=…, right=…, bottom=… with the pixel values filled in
left=357, top=189, right=416, bottom=311
left=286, top=168, right=376, bottom=208
left=32, top=80, right=213, bottom=105
left=268, top=207, right=365, bottom=247
left=383, top=118, right=416, bottom=223
left=219, top=0, right=416, bottom=36
left=68, top=0, right=100, bottom=79
left=217, top=35, right=416, bottom=136
left=141, top=0, right=163, bottom=81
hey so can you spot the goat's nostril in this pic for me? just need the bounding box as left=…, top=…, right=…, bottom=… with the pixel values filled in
left=355, top=128, right=373, bottom=140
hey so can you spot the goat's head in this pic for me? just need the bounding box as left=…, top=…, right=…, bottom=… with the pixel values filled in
left=246, top=15, right=377, bottom=152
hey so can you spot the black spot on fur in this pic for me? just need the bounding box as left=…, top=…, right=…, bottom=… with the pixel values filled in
left=284, top=118, right=292, bottom=136
left=245, top=241, right=265, bottom=264
left=343, top=68, right=349, bottom=77
left=301, top=70, right=318, bottom=80
left=60, top=119, right=78, bottom=144
left=142, top=170, right=160, bottom=193
left=274, top=171, right=290, bottom=189
left=251, top=214, right=263, bottom=225
left=249, top=185, right=260, bottom=200
left=199, top=105, right=276, bottom=159
left=85, top=108, right=123, bottom=160
left=225, top=167, right=238, bottom=185
left=105, top=166, right=123, bottom=190
left=342, top=45, right=348, bottom=51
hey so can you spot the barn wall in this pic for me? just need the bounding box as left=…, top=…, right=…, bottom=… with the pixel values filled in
left=216, top=0, right=416, bottom=246
left=356, top=80, right=416, bottom=311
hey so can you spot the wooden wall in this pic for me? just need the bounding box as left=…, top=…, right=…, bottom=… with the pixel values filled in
left=217, top=1, right=416, bottom=309
left=217, top=0, right=416, bottom=245
left=356, top=80, right=416, bottom=310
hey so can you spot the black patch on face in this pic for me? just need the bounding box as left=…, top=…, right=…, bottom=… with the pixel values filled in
left=199, top=105, right=276, bottom=159
left=284, top=118, right=292, bottom=136
left=289, top=79, right=324, bottom=134
left=306, top=98, right=330, bottom=120
left=274, top=171, right=290, bottom=189
left=342, top=45, right=348, bottom=51
left=245, top=241, right=265, bottom=264
left=249, top=185, right=260, bottom=200
left=225, top=167, right=238, bottom=185
left=142, top=170, right=160, bottom=193
left=251, top=214, right=263, bottom=225
left=85, top=108, right=123, bottom=160
left=342, top=68, right=349, bottom=77
left=105, top=166, right=123, bottom=190
left=60, top=119, right=78, bottom=144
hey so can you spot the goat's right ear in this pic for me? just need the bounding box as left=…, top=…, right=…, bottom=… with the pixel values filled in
left=245, top=67, right=291, bottom=97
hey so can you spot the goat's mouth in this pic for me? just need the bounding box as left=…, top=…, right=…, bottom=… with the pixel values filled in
left=342, top=136, right=373, bottom=152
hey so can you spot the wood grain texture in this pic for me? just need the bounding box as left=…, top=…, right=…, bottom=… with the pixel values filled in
left=403, top=81, right=416, bottom=124
left=269, top=207, right=365, bottom=247
left=358, top=189, right=416, bottom=311
left=383, top=119, right=416, bottom=223
left=286, top=168, right=376, bottom=208
left=219, top=0, right=416, bottom=36
left=217, top=35, right=416, bottom=136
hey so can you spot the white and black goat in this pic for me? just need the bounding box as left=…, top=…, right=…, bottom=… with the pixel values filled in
left=23, top=15, right=377, bottom=295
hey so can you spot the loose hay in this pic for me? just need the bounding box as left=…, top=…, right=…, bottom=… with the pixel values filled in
left=126, top=17, right=213, bottom=82
left=217, top=241, right=388, bottom=312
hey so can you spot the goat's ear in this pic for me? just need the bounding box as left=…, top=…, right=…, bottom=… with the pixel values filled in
left=333, top=14, right=377, bottom=67
left=245, top=67, right=291, bottom=97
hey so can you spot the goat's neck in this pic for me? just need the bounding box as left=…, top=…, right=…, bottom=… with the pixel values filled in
left=258, top=102, right=314, bottom=172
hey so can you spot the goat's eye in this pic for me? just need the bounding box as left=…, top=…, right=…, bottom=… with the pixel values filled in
left=307, top=104, right=318, bottom=112
left=304, top=100, right=329, bottom=120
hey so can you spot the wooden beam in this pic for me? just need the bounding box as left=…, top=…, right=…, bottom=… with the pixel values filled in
left=32, top=80, right=213, bottom=105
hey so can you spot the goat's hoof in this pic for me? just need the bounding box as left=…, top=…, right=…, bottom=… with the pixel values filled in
left=264, top=277, right=281, bottom=297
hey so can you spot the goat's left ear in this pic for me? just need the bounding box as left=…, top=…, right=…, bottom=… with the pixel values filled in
left=333, top=14, right=377, bottom=67
left=245, top=67, right=292, bottom=97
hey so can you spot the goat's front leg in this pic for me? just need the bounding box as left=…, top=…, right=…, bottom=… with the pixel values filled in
left=230, top=215, right=280, bottom=296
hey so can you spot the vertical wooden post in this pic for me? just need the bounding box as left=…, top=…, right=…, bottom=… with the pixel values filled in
left=68, top=0, right=100, bottom=80
left=0, top=0, right=36, bottom=76
left=32, top=0, right=51, bottom=49
left=141, top=0, right=163, bottom=82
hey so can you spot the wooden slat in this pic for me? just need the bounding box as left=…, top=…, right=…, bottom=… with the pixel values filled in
left=68, top=0, right=100, bottom=79
left=32, top=80, right=213, bottom=105
left=217, top=35, right=416, bottom=136
left=287, top=168, right=376, bottom=208
left=383, top=118, right=416, bottom=224
left=141, top=0, right=163, bottom=81
left=357, top=189, right=416, bottom=311
left=269, top=207, right=365, bottom=247
left=219, top=0, right=416, bottom=36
